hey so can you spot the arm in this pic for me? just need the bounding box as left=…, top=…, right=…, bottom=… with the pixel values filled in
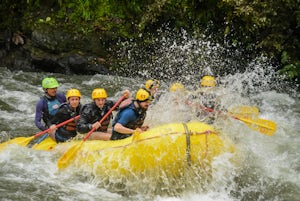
left=113, top=90, right=131, bottom=109
left=118, top=98, right=133, bottom=109
left=113, top=109, right=137, bottom=135
left=34, top=99, right=47, bottom=131
left=114, top=123, right=136, bottom=134
left=76, top=105, right=93, bottom=133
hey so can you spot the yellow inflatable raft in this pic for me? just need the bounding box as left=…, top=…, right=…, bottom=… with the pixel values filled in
left=33, top=121, right=232, bottom=178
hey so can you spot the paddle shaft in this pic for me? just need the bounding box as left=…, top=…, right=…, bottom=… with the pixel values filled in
left=200, top=105, right=276, bottom=135
left=201, top=105, right=251, bottom=118
left=83, top=95, right=126, bottom=141
left=34, top=115, right=80, bottom=138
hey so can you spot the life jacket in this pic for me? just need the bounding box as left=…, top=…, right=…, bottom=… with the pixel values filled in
left=54, top=103, right=82, bottom=139
left=61, top=103, right=80, bottom=131
left=80, top=101, right=114, bottom=132
left=199, top=91, right=217, bottom=109
left=190, top=87, right=217, bottom=110
left=42, top=95, right=64, bottom=127
left=126, top=102, right=146, bottom=129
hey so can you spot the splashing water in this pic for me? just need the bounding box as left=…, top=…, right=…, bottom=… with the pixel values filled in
left=115, top=28, right=298, bottom=95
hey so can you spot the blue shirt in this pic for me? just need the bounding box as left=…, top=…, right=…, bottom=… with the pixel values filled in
left=114, top=108, right=138, bottom=126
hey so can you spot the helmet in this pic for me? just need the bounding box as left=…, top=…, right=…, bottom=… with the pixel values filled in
left=135, top=88, right=152, bottom=102
left=66, top=89, right=81, bottom=99
left=145, top=79, right=160, bottom=90
left=42, top=77, right=59, bottom=89
left=169, top=82, right=185, bottom=92
left=200, top=76, right=216, bottom=87
left=92, top=88, right=107, bottom=99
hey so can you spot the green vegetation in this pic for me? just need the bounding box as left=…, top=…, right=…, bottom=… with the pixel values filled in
left=0, top=0, right=299, bottom=82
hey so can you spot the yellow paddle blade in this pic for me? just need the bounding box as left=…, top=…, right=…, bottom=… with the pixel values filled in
left=0, top=136, right=35, bottom=151
left=57, top=141, right=83, bottom=169
left=229, top=105, right=259, bottom=119
left=32, top=136, right=57, bottom=151
left=237, top=116, right=277, bottom=136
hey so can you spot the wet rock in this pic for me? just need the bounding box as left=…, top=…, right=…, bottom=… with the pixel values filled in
left=0, top=25, right=113, bottom=75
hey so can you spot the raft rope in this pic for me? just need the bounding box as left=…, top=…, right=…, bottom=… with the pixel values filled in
left=182, top=123, right=191, bottom=166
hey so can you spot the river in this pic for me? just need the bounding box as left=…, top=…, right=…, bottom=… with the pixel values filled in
left=0, top=33, right=299, bottom=201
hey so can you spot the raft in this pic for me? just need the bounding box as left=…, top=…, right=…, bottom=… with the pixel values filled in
left=33, top=121, right=233, bottom=178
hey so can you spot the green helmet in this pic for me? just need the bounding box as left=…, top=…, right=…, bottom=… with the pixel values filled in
left=42, top=77, right=59, bottom=89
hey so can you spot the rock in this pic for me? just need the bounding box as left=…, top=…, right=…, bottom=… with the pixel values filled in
left=0, top=25, right=113, bottom=75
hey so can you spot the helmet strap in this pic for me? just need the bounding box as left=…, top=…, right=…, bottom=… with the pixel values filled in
left=134, top=100, right=142, bottom=108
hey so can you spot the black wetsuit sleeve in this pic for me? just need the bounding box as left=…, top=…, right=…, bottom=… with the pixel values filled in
left=76, top=105, right=93, bottom=133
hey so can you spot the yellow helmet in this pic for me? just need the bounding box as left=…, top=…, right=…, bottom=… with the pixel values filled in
left=135, top=88, right=152, bottom=102
left=66, top=89, right=81, bottom=99
left=169, top=82, right=185, bottom=92
left=92, top=88, right=107, bottom=99
left=145, top=79, right=160, bottom=90
left=200, top=76, right=216, bottom=87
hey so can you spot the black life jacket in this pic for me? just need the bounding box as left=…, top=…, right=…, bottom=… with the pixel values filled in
left=51, top=102, right=82, bottom=138
left=79, top=101, right=114, bottom=132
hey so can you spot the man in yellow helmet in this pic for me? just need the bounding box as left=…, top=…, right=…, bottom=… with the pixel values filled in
left=77, top=88, right=130, bottom=140
left=111, top=88, right=151, bottom=140
left=48, top=89, right=82, bottom=142
left=144, top=79, right=160, bottom=100
left=198, top=75, right=218, bottom=108
left=168, top=82, right=187, bottom=105
left=200, top=75, right=216, bottom=87
left=169, top=82, right=185, bottom=92
left=191, top=75, right=222, bottom=123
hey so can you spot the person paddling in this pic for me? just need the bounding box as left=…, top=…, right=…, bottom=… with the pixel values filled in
left=35, top=77, right=66, bottom=131
left=110, top=88, right=151, bottom=140
left=48, top=89, right=82, bottom=142
left=189, top=75, right=223, bottom=123
left=77, top=88, right=130, bottom=140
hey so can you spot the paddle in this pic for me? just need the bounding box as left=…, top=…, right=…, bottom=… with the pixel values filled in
left=201, top=106, right=276, bottom=136
left=57, top=95, right=126, bottom=170
left=228, top=105, right=259, bottom=118
left=0, top=115, right=80, bottom=151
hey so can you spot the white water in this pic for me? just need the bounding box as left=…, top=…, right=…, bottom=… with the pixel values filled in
left=0, top=32, right=299, bottom=201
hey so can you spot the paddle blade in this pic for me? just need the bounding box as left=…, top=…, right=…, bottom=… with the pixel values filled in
left=0, top=136, right=35, bottom=151
left=57, top=141, right=83, bottom=169
left=229, top=106, right=259, bottom=119
left=238, top=117, right=277, bottom=136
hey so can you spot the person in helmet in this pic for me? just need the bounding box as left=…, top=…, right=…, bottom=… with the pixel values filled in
left=169, top=82, right=188, bottom=104
left=191, top=75, right=221, bottom=123
left=77, top=88, right=130, bottom=140
left=198, top=75, right=218, bottom=109
left=118, top=79, right=160, bottom=108
left=48, top=89, right=82, bottom=142
left=200, top=75, right=216, bottom=88
left=144, top=79, right=161, bottom=101
left=34, top=77, right=66, bottom=131
left=110, top=88, right=151, bottom=140
left=169, top=82, right=185, bottom=93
